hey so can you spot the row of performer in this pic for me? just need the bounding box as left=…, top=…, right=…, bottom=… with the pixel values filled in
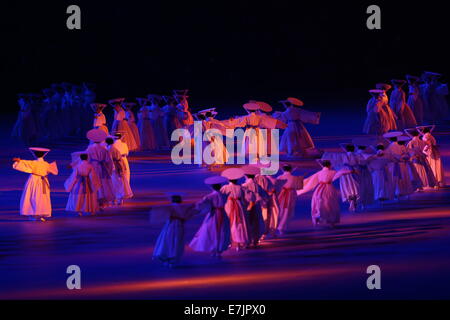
left=363, top=72, right=449, bottom=135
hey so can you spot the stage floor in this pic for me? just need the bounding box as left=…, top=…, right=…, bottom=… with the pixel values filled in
left=1, top=114, right=450, bottom=299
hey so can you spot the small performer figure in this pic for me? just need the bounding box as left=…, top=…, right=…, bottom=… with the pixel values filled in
left=419, top=125, right=445, bottom=188
left=152, top=193, right=197, bottom=268
left=12, top=147, right=58, bottom=221
left=65, top=153, right=101, bottom=216
left=91, top=103, right=109, bottom=134
left=189, top=176, right=231, bottom=257
left=220, top=168, right=249, bottom=251
left=275, top=164, right=304, bottom=234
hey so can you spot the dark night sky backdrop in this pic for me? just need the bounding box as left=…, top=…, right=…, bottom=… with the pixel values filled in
left=2, top=0, right=449, bottom=114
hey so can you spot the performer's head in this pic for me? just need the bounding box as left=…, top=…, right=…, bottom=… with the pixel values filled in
left=245, top=174, right=256, bottom=180
left=322, top=160, right=332, bottom=168
left=376, top=144, right=385, bottom=151
left=282, top=164, right=293, bottom=172
left=422, top=127, right=431, bottom=134
left=345, top=144, right=355, bottom=152
left=211, top=184, right=222, bottom=191
left=229, top=179, right=239, bottom=185
left=171, top=195, right=183, bottom=203
left=80, top=153, right=88, bottom=161
left=33, top=151, right=46, bottom=159
left=389, top=137, right=397, bottom=143
left=105, top=137, right=114, bottom=146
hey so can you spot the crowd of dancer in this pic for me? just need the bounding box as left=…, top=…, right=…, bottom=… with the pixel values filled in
left=9, top=78, right=448, bottom=268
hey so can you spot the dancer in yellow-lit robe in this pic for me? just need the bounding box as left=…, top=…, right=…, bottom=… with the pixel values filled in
left=12, top=147, right=58, bottom=221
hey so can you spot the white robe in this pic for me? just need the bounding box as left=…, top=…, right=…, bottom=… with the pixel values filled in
left=113, top=139, right=131, bottom=184
left=407, top=137, right=436, bottom=188
left=108, top=145, right=133, bottom=200
left=87, top=143, right=115, bottom=203
left=64, top=160, right=101, bottom=213
left=189, top=191, right=231, bottom=254
left=220, top=183, right=249, bottom=245
left=275, top=172, right=303, bottom=233
left=13, top=158, right=58, bottom=217
left=255, top=174, right=280, bottom=234
left=137, top=106, right=157, bottom=151
left=242, top=178, right=267, bottom=244
left=422, top=133, right=445, bottom=186
left=298, top=168, right=347, bottom=226
left=125, top=110, right=141, bottom=150
left=111, top=108, right=139, bottom=151
left=390, top=88, right=417, bottom=130
left=93, top=112, right=109, bottom=134
left=367, top=155, right=394, bottom=201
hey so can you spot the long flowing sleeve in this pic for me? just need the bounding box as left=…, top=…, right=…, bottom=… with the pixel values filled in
left=48, top=161, right=58, bottom=175
left=12, top=160, right=35, bottom=173
left=297, top=172, right=319, bottom=195
left=64, top=168, right=78, bottom=192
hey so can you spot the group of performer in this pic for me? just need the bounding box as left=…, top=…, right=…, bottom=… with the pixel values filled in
left=363, top=71, right=449, bottom=135
left=10, top=81, right=448, bottom=268
left=11, top=82, right=96, bottom=144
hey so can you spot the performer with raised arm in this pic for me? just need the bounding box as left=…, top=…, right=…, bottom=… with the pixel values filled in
left=297, top=160, right=350, bottom=228
left=405, top=128, right=436, bottom=190
left=65, top=152, right=101, bottom=216
left=174, top=89, right=194, bottom=127
left=273, top=97, right=320, bottom=157
left=152, top=193, right=197, bottom=268
left=189, top=176, right=231, bottom=257
left=91, top=103, right=109, bottom=134
left=12, top=147, right=58, bottom=221
left=220, top=168, right=249, bottom=251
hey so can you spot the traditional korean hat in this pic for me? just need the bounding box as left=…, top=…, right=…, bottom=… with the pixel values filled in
left=316, top=159, right=331, bottom=168
left=406, top=75, right=420, bottom=83
left=108, top=98, right=125, bottom=106
left=243, top=102, right=260, bottom=111
left=204, top=176, right=228, bottom=185
left=113, top=131, right=126, bottom=139
left=404, top=128, right=420, bottom=137
left=397, top=135, right=411, bottom=142
left=383, top=131, right=403, bottom=139
left=29, top=147, right=50, bottom=158
left=90, top=103, right=107, bottom=112
left=339, top=143, right=356, bottom=152
left=241, top=165, right=261, bottom=176
left=376, top=83, right=392, bottom=91
left=255, top=101, right=273, bottom=113
left=423, top=71, right=442, bottom=79
left=173, top=89, right=189, bottom=100
left=287, top=97, right=304, bottom=106
left=86, top=128, right=107, bottom=143
left=221, top=168, right=245, bottom=180
left=417, top=125, right=435, bottom=134
left=198, top=107, right=216, bottom=115
left=162, top=95, right=176, bottom=104
left=352, top=137, right=375, bottom=147
left=136, top=98, right=149, bottom=106
left=391, top=79, right=407, bottom=87
left=369, top=89, right=384, bottom=95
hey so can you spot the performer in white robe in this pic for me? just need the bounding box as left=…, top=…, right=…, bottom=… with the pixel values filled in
left=274, top=97, right=320, bottom=157
left=105, top=137, right=133, bottom=204
left=406, top=75, right=425, bottom=125
left=124, top=102, right=141, bottom=150
left=152, top=194, right=197, bottom=267
left=385, top=132, right=415, bottom=198
left=376, top=83, right=398, bottom=131
left=189, top=176, right=231, bottom=257
left=275, top=164, right=304, bottom=234
left=65, top=153, right=101, bottom=216
left=389, top=80, right=417, bottom=130
left=137, top=98, right=158, bottom=151
left=12, top=148, right=58, bottom=221
left=254, top=168, right=280, bottom=239
left=363, top=90, right=387, bottom=135
left=200, top=109, right=230, bottom=166
left=367, top=145, right=394, bottom=202
left=109, top=98, right=139, bottom=151
left=91, top=103, right=109, bottom=134
left=405, top=128, right=436, bottom=189
left=419, top=125, right=445, bottom=187
left=147, top=95, right=169, bottom=149
left=220, top=168, right=249, bottom=250
left=242, top=165, right=267, bottom=247
left=339, top=144, right=360, bottom=212
left=112, top=132, right=131, bottom=184
left=298, top=160, right=349, bottom=227
left=86, top=129, right=115, bottom=208
left=352, top=137, right=375, bottom=209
